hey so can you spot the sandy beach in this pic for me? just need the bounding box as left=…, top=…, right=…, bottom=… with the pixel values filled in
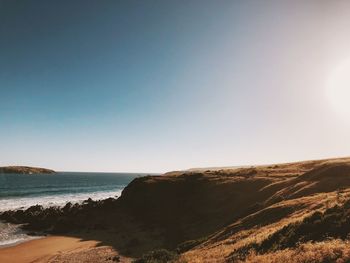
left=0, top=236, right=130, bottom=263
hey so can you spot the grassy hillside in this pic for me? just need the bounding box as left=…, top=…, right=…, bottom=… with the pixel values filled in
left=178, top=158, right=350, bottom=262
left=3, top=157, right=350, bottom=262
left=119, top=157, right=350, bottom=262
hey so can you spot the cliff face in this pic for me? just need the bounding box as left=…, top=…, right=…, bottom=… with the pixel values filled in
left=0, top=166, right=55, bottom=174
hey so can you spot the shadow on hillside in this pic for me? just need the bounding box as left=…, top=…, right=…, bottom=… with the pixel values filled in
left=4, top=161, right=350, bottom=258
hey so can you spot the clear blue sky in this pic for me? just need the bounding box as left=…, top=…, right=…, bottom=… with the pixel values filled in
left=1, top=1, right=350, bottom=172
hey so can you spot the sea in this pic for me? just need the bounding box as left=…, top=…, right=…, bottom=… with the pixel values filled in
left=0, top=172, right=145, bottom=247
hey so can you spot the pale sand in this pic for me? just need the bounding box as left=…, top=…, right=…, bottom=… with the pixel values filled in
left=0, top=236, right=131, bottom=263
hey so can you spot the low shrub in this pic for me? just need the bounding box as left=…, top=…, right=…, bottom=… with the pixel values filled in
left=133, top=249, right=179, bottom=263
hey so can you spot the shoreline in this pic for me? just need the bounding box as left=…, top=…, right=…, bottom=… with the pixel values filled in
left=0, top=235, right=44, bottom=249
left=0, top=236, right=94, bottom=263
left=0, top=236, right=117, bottom=263
left=0, top=190, right=124, bottom=212
left=0, top=220, right=46, bottom=249
left=0, top=171, right=140, bottom=212
left=0, top=196, right=135, bottom=262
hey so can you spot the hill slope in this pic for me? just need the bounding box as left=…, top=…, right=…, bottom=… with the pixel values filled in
left=2, top=157, right=350, bottom=262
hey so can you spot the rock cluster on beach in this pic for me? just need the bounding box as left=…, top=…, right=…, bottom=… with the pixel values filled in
left=0, top=198, right=117, bottom=233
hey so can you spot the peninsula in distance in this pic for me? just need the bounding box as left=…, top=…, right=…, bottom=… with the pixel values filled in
left=0, top=166, right=55, bottom=174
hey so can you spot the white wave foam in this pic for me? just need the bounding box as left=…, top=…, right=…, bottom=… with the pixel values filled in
left=0, top=222, right=42, bottom=248
left=0, top=236, right=42, bottom=247
left=0, top=190, right=123, bottom=212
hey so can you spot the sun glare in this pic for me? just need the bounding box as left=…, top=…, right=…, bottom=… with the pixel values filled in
left=327, top=58, right=350, bottom=118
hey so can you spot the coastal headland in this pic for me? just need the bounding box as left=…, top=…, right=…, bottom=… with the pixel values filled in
left=2, top=157, right=350, bottom=262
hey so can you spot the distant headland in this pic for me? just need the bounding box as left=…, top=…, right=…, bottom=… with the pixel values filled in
left=0, top=166, right=55, bottom=174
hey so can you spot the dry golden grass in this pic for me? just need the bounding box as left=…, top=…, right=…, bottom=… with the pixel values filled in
left=5, top=157, right=350, bottom=263
left=125, top=158, right=350, bottom=262
left=242, top=239, right=350, bottom=263
left=181, top=189, right=350, bottom=263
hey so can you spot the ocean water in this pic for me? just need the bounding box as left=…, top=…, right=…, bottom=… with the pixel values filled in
left=0, top=172, right=145, bottom=247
